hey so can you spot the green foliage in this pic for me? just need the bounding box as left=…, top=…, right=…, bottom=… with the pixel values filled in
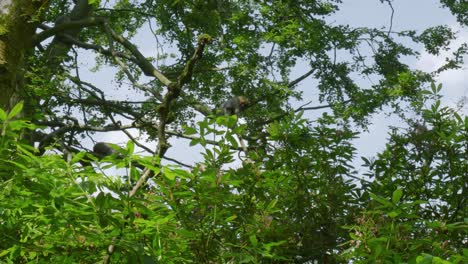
left=2, top=0, right=467, bottom=263
left=416, top=26, right=455, bottom=55
left=1, top=91, right=466, bottom=263
left=342, top=92, right=468, bottom=263
left=0, top=106, right=287, bottom=263
left=439, top=0, right=468, bottom=25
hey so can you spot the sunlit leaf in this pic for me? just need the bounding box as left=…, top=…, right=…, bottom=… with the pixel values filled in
left=7, top=101, right=23, bottom=119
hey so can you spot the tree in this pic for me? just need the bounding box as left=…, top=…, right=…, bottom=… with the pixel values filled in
left=0, top=0, right=466, bottom=263
left=342, top=84, right=467, bottom=263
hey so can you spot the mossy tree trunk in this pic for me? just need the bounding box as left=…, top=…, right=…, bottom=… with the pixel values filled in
left=0, top=0, right=47, bottom=112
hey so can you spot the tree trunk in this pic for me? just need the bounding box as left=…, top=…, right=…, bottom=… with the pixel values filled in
left=0, top=0, right=47, bottom=112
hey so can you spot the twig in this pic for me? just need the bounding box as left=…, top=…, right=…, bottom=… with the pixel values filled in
left=385, top=0, right=395, bottom=37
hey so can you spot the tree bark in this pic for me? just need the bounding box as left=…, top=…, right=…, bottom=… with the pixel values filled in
left=0, top=0, right=47, bottom=112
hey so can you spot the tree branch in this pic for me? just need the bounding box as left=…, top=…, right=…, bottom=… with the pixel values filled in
left=103, top=23, right=173, bottom=87
left=288, top=68, right=316, bottom=88
left=33, top=17, right=103, bottom=45
left=104, top=35, right=211, bottom=263
left=259, top=99, right=352, bottom=126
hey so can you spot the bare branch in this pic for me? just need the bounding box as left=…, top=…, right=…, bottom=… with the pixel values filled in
left=191, top=102, right=214, bottom=116
left=103, top=23, right=173, bottom=87
left=299, top=99, right=351, bottom=112
left=259, top=99, right=353, bottom=126
left=163, top=156, right=193, bottom=168
left=48, top=29, right=138, bottom=63
left=383, top=0, right=395, bottom=37
left=165, top=130, right=243, bottom=151
left=288, top=68, right=316, bottom=88
left=112, top=53, right=164, bottom=101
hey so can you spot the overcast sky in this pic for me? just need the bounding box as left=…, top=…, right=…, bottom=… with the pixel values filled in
left=79, top=0, right=467, bottom=172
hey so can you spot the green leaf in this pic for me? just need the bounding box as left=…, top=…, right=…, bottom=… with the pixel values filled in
left=0, top=108, right=7, bottom=121
left=262, top=240, right=286, bottom=251
left=130, top=167, right=140, bottom=181
left=225, top=215, right=237, bottom=223
left=369, top=193, right=393, bottom=207
left=454, top=112, right=462, bottom=122
left=431, top=82, right=437, bottom=93
left=126, top=140, right=135, bottom=155
left=392, top=188, right=403, bottom=203
left=416, top=254, right=434, bottom=264
left=239, top=255, right=253, bottom=263
left=226, top=134, right=239, bottom=148
left=155, top=214, right=174, bottom=225
left=2, top=159, right=28, bottom=170
left=171, top=168, right=192, bottom=179
left=184, top=126, right=197, bottom=135
left=8, top=120, right=28, bottom=131
left=0, top=245, right=18, bottom=258
left=71, top=151, right=86, bottom=164
left=361, top=156, right=370, bottom=165
left=7, top=101, right=23, bottom=119
left=372, top=243, right=383, bottom=258
left=267, top=199, right=278, bottom=210
left=227, top=115, right=238, bottom=128
left=388, top=211, right=399, bottom=218
left=89, top=0, right=101, bottom=6
left=163, top=168, right=176, bottom=181
left=249, top=234, right=258, bottom=247
left=216, top=116, right=228, bottom=126
left=190, top=138, right=200, bottom=146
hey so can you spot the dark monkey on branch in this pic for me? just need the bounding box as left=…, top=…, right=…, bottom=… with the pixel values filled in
left=221, top=96, right=250, bottom=115
left=93, top=142, right=122, bottom=159
left=92, top=142, right=149, bottom=172
left=94, top=97, right=250, bottom=158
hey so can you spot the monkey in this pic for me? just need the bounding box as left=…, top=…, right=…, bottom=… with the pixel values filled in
left=93, top=142, right=149, bottom=172
left=411, top=122, right=431, bottom=147
left=93, top=142, right=122, bottom=159
left=413, top=123, right=429, bottom=135
left=221, top=96, right=249, bottom=115
left=217, top=96, right=251, bottom=159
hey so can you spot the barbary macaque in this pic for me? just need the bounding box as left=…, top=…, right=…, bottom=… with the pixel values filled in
left=221, top=96, right=249, bottom=115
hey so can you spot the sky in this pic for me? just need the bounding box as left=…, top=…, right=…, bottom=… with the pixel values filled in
left=78, top=0, right=468, bottom=173
left=335, top=0, right=467, bottom=160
